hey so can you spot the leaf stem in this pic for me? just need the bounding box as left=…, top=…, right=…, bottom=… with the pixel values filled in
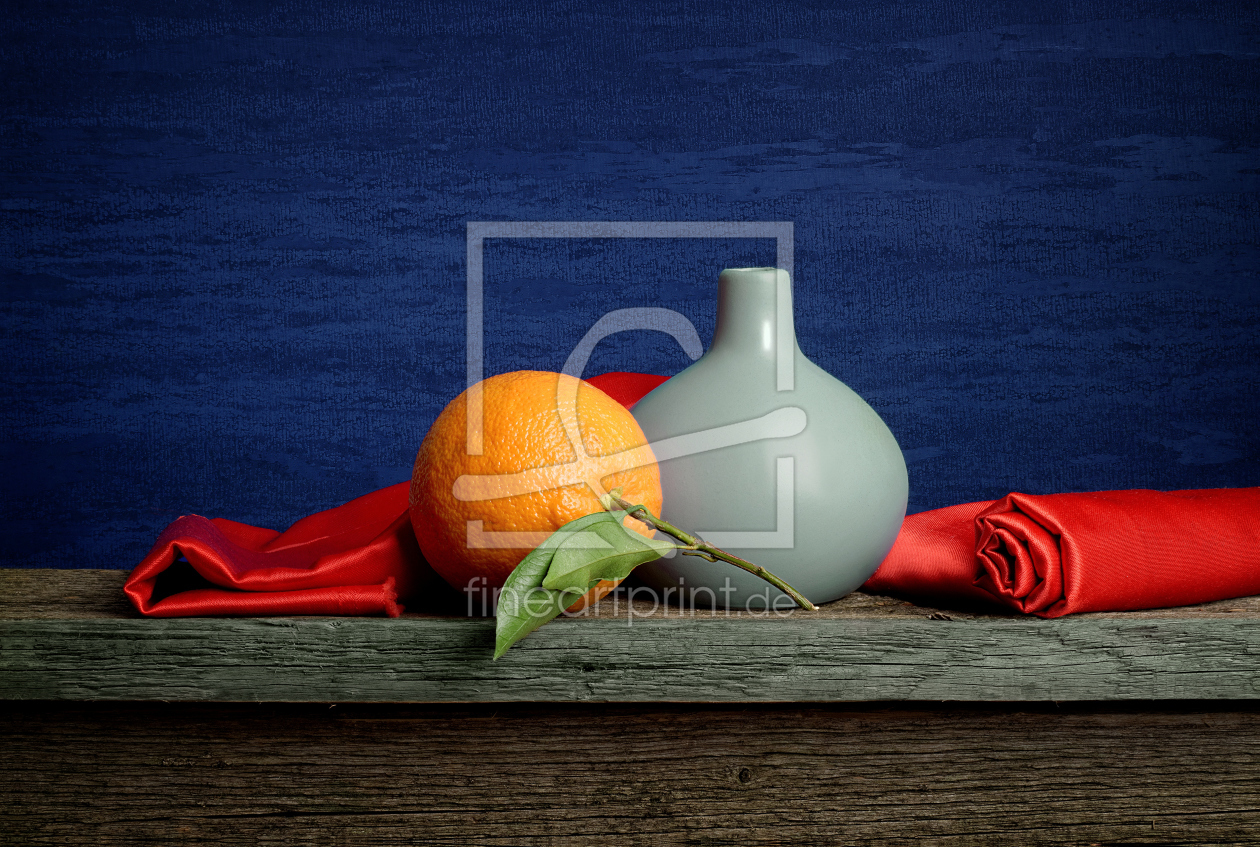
left=611, top=495, right=818, bottom=612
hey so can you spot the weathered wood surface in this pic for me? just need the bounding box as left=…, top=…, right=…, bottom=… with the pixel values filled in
left=8, top=569, right=1260, bottom=621
left=2, top=570, right=1259, bottom=703
left=2, top=700, right=1258, bottom=846
left=3, top=571, right=1259, bottom=844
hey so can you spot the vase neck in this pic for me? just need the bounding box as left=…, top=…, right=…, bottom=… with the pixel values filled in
left=709, top=267, right=797, bottom=358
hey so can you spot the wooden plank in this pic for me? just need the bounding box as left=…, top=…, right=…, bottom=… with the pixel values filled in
left=2, top=701, right=1258, bottom=846
left=0, top=568, right=137, bottom=619
left=7, top=569, right=1260, bottom=621
left=3, top=571, right=1258, bottom=703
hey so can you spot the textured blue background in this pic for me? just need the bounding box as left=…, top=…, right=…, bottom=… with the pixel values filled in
left=3, top=2, right=1258, bottom=569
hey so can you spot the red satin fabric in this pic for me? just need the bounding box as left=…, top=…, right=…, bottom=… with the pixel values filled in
left=123, top=372, right=661, bottom=617
left=126, top=371, right=1260, bottom=617
left=585, top=371, right=670, bottom=408
left=125, top=483, right=430, bottom=617
left=866, top=488, right=1260, bottom=617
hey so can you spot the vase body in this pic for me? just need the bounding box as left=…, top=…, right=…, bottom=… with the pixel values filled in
left=632, top=267, right=908, bottom=609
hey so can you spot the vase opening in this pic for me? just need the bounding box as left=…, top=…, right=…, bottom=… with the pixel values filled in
left=712, top=267, right=795, bottom=357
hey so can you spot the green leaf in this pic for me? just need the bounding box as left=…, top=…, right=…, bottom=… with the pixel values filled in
left=493, top=511, right=611, bottom=660
left=541, top=513, right=673, bottom=594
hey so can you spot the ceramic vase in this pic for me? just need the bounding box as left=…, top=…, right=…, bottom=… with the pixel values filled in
left=631, top=267, right=908, bottom=609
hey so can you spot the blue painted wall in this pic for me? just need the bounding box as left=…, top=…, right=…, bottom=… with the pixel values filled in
left=3, top=2, right=1257, bottom=569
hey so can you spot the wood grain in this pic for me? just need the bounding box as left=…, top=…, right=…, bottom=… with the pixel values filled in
left=3, top=572, right=1258, bottom=844
left=1, top=701, right=1257, bottom=846
left=10, top=569, right=1260, bottom=621
left=2, top=571, right=1258, bottom=703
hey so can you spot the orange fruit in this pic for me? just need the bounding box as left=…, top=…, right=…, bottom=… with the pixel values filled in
left=409, top=370, right=662, bottom=610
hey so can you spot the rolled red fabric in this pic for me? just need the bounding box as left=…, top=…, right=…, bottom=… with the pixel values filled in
left=865, top=488, right=1260, bottom=617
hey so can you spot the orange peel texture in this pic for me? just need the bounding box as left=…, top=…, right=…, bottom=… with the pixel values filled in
left=409, top=370, right=662, bottom=611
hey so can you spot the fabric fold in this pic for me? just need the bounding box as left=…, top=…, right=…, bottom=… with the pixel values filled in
left=125, top=483, right=429, bottom=617
left=123, top=371, right=660, bottom=618
left=867, top=488, right=1260, bottom=617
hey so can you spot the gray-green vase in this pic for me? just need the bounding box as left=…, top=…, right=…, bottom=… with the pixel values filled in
left=632, top=267, right=908, bottom=609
